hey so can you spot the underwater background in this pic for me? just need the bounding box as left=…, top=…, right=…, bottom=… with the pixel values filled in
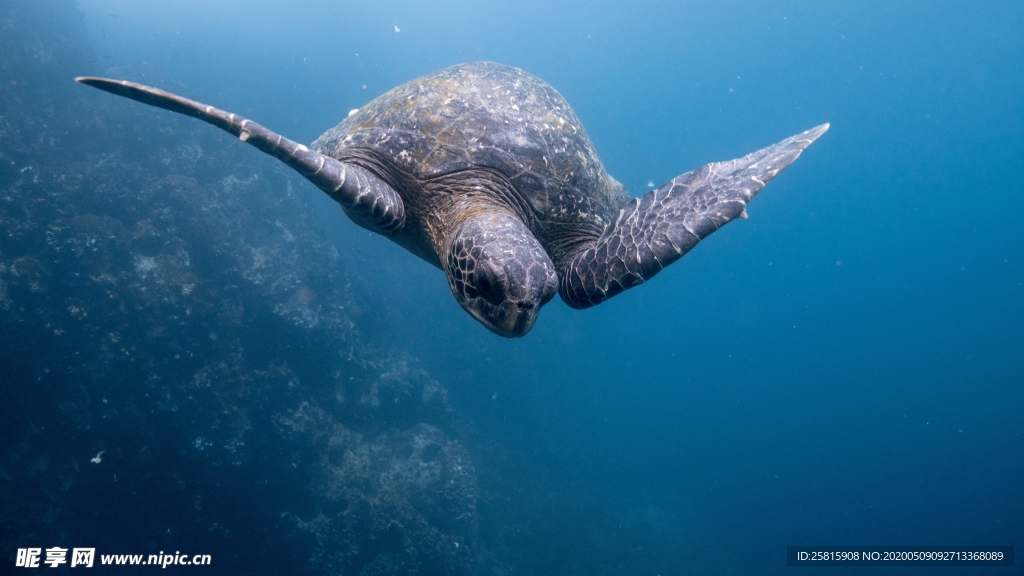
left=1, top=0, right=1021, bottom=573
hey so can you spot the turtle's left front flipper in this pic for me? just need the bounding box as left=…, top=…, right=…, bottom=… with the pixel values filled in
left=560, top=124, right=829, bottom=309
left=75, top=77, right=405, bottom=235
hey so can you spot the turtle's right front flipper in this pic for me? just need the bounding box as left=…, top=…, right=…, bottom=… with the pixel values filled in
left=75, top=77, right=405, bottom=235
left=560, top=124, right=829, bottom=309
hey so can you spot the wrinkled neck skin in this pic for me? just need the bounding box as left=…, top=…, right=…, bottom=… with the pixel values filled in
left=421, top=169, right=534, bottom=256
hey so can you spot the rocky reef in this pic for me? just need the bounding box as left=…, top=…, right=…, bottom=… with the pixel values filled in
left=0, top=1, right=477, bottom=573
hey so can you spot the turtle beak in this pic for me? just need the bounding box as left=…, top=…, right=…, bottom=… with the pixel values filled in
left=500, top=303, right=539, bottom=338
left=469, top=301, right=539, bottom=338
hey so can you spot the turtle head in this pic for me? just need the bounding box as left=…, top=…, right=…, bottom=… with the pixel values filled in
left=444, top=213, right=558, bottom=337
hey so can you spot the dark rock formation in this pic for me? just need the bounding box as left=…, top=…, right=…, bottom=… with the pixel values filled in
left=0, top=1, right=477, bottom=573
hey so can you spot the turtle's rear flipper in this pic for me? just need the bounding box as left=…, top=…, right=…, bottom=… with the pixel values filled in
left=560, top=124, right=829, bottom=309
left=75, top=77, right=405, bottom=235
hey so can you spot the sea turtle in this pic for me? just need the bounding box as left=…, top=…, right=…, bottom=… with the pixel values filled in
left=77, top=62, right=827, bottom=337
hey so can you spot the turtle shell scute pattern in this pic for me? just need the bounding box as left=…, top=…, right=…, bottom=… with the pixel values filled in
left=312, top=62, right=629, bottom=229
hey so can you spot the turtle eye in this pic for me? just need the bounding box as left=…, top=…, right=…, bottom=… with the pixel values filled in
left=475, top=263, right=504, bottom=304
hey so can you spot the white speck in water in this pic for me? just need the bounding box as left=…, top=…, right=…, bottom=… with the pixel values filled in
left=90, top=450, right=105, bottom=464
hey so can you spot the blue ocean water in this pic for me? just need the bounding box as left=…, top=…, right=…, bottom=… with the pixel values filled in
left=2, top=0, right=1021, bottom=573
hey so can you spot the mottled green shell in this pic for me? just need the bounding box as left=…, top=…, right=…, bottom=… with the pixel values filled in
left=312, top=62, right=629, bottom=229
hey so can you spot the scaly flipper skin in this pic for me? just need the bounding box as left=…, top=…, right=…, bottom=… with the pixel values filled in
left=560, top=124, right=829, bottom=309
left=75, top=77, right=405, bottom=235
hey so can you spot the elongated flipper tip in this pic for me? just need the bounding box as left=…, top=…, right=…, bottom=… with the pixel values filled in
left=803, top=122, right=830, bottom=143
left=74, top=75, right=406, bottom=235
left=75, top=76, right=217, bottom=127
left=740, top=123, right=829, bottom=190
left=76, top=77, right=139, bottom=101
